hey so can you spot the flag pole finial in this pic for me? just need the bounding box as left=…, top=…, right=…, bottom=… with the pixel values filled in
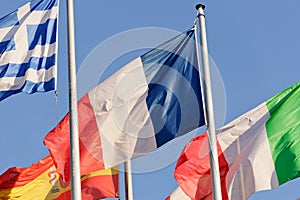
left=195, top=4, right=205, bottom=11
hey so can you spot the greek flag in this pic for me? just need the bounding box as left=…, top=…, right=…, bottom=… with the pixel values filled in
left=0, top=0, right=58, bottom=101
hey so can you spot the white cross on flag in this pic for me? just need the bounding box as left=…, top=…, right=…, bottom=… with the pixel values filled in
left=0, top=0, right=58, bottom=101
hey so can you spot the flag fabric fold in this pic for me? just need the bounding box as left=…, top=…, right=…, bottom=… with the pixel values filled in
left=166, top=186, right=191, bottom=200
left=0, top=0, right=58, bottom=101
left=175, top=81, right=300, bottom=200
left=0, top=155, right=119, bottom=200
left=44, top=28, right=205, bottom=181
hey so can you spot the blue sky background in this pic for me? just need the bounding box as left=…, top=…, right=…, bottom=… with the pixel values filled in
left=0, top=0, right=300, bottom=199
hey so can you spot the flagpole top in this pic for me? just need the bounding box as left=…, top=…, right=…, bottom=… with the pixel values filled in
left=195, top=4, right=205, bottom=11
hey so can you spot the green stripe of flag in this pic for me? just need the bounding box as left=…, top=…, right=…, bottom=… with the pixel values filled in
left=266, top=81, right=300, bottom=184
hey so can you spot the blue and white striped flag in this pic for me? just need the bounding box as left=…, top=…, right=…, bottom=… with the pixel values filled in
left=0, top=0, right=58, bottom=101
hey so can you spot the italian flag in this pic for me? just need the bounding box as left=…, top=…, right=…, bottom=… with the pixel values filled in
left=175, top=81, right=300, bottom=200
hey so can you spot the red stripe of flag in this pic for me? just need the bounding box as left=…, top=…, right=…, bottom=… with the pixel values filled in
left=55, top=172, right=119, bottom=200
left=44, top=93, right=105, bottom=182
left=174, top=133, right=229, bottom=200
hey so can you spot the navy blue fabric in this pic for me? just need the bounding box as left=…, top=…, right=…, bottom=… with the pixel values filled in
left=0, top=78, right=55, bottom=101
left=0, top=40, right=15, bottom=54
left=27, top=18, right=57, bottom=50
left=0, top=0, right=58, bottom=29
left=30, top=0, right=58, bottom=11
left=0, top=10, right=19, bottom=29
left=141, top=29, right=205, bottom=147
left=0, top=55, right=55, bottom=77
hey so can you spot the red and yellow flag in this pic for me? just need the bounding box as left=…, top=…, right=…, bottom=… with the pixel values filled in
left=0, top=155, right=118, bottom=199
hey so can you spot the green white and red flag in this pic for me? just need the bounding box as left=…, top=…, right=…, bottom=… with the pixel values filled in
left=175, top=81, right=300, bottom=200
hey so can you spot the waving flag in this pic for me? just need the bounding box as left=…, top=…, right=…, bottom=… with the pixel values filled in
left=0, top=155, right=119, bottom=199
left=44, top=29, right=205, bottom=181
left=175, top=81, right=300, bottom=200
left=0, top=0, right=58, bottom=101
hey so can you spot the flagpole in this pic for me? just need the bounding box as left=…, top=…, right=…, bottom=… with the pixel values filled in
left=124, top=160, right=134, bottom=200
left=66, top=0, right=82, bottom=199
left=195, top=4, right=222, bottom=200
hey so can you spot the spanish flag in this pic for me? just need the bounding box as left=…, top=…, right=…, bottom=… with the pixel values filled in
left=0, top=155, right=118, bottom=199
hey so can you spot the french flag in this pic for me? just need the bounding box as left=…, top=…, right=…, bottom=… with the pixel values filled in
left=44, top=29, right=205, bottom=181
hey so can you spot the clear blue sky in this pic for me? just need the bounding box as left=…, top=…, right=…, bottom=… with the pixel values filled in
left=0, top=0, right=300, bottom=199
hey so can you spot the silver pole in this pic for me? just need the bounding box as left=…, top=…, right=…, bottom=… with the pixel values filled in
left=66, top=0, right=82, bottom=199
left=124, top=161, right=134, bottom=200
left=195, top=4, right=222, bottom=200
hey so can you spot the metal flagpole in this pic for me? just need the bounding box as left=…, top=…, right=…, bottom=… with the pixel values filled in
left=195, top=4, right=223, bottom=200
left=124, top=161, right=134, bottom=200
left=66, top=0, right=82, bottom=199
